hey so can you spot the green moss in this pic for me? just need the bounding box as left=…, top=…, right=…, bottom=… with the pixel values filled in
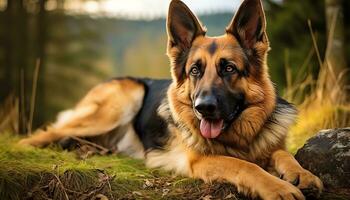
left=0, top=134, right=243, bottom=199
left=2, top=133, right=346, bottom=199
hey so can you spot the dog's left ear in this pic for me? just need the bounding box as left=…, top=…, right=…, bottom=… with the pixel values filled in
left=226, top=0, right=268, bottom=50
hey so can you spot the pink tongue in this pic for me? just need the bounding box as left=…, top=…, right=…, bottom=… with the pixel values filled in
left=200, top=119, right=224, bottom=138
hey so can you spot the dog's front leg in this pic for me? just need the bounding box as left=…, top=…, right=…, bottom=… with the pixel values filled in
left=189, top=153, right=304, bottom=200
left=270, top=150, right=323, bottom=197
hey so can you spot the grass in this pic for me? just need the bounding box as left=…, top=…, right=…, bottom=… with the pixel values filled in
left=0, top=133, right=244, bottom=200
left=287, top=101, right=350, bottom=153
left=284, top=20, right=350, bottom=154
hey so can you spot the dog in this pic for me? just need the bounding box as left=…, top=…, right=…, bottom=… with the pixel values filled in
left=19, top=0, right=323, bottom=199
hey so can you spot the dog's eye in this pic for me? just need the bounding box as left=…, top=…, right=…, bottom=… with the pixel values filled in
left=224, top=64, right=237, bottom=74
left=190, top=66, right=200, bottom=76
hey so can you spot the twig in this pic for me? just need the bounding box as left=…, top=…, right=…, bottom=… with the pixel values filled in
left=307, top=20, right=323, bottom=74
left=20, top=68, right=26, bottom=134
left=71, top=136, right=110, bottom=153
left=52, top=167, right=69, bottom=200
left=52, top=174, right=70, bottom=200
left=28, top=59, right=40, bottom=135
left=106, top=176, right=115, bottom=200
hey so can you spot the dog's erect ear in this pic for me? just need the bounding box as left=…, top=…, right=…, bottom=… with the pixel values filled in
left=166, top=0, right=205, bottom=84
left=167, top=0, right=205, bottom=49
left=226, top=0, right=267, bottom=49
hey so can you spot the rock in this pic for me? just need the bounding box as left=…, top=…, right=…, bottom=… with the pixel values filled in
left=295, top=128, right=350, bottom=195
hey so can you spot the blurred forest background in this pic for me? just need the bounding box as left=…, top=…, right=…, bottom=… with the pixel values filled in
left=0, top=0, right=349, bottom=152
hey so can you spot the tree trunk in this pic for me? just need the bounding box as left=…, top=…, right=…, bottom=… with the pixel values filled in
left=35, top=0, right=48, bottom=129
left=5, top=0, right=28, bottom=134
left=2, top=0, right=14, bottom=100
left=324, top=0, right=347, bottom=87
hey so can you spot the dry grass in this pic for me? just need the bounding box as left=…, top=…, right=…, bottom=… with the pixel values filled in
left=284, top=20, right=350, bottom=153
left=0, top=94, right=18, bottom=133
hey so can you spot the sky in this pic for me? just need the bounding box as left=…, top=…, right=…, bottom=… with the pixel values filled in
left=63, top=0, right=242, bottom=19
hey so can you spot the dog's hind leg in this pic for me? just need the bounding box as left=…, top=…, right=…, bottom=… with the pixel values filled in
left=18, top=78, right=145, bottom=147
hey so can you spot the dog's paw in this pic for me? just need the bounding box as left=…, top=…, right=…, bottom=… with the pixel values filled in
left=280, top=168, right=323, bottom=197
left=258, top=177, right=305, bottom=200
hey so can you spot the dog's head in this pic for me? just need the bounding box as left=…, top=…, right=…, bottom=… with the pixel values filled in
left=167, top=0, right=276, bottom=144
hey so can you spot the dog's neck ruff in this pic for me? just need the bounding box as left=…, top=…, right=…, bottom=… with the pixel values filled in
left=165, top=95, right=297, bottom=164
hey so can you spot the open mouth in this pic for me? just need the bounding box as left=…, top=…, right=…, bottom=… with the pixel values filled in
left=198, top=105, right=242, bottom=139
left=199, top=118, right=224, bottom=139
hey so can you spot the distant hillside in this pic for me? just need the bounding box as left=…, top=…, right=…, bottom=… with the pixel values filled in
left=59, top=9, right=328, bottom=89
left=68, top=13, right=234, bottom=79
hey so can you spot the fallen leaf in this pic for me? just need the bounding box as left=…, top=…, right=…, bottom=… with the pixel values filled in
left=202, top=195, right=212, bottom=200
left=132, top=191, right=142, bottom=196
left=143, top=179, right=154, bottom=188
left=93, top=194, right=109, bottom=200
left=162, top=188, right=170, bottom=196
left=224, top=193, right=236, bottom=199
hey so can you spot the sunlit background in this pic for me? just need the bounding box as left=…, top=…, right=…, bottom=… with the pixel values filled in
left=62, top=0, right=240, bottom=19
left=0, top=0, right=349, bottom=152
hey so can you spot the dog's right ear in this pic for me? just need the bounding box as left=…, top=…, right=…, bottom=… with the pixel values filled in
left=166, top=0, right=205, bottom=50
left=166, top=0, right=205, bottom=84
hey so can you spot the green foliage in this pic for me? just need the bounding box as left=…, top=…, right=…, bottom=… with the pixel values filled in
left=265, top=0, right=327, bottom=92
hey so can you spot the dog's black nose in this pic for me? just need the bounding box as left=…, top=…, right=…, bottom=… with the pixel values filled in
left=194, top=95, right=218, bottom=116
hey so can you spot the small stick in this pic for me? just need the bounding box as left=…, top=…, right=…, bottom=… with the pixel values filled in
left=71, top=136, right=110, bottom=153
left=52, top=173, right=70, bottom=200
left=20, top=68, right=26, bottom=134
left=53, top=166, right=70, bottom=200
left=28, top=59, right=40, bottom=135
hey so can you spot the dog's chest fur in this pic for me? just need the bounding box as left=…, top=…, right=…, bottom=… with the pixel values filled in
left=132, top=79, right=297, bottom=168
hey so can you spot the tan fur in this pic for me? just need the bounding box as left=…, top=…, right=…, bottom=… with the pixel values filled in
left=164, top=0, right=322, bottom=199
left=18, top=79, right=145, bottom=147
left=271, top=150, right=323, bottom=190
left=145, top=128, right=190, bottom=175
left=188, top=151, right=304, bottom=200
left=167, top=33, right=277, bottom=160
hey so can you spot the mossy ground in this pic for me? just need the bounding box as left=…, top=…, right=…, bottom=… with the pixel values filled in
left=1, top=133, right=348, bottom=200
left=0, top=133, right=244, bottom=200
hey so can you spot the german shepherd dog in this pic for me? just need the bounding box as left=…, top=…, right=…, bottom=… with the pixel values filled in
left=19, top=0, right=323, bottom=199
